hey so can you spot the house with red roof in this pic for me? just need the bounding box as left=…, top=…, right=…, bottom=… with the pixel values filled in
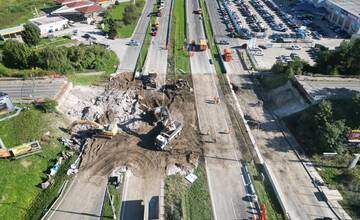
left=51, top=0, right=114, bottom=22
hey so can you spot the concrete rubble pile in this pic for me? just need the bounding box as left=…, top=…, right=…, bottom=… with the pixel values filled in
left=66, top=88, right=143, bottom=131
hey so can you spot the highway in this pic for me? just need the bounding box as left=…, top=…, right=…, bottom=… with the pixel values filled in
left=205, top=0, right=341, bottom=218
left=143, top=0, right=173, bottom=86
left=186, top=0, right=213, bottom=74
left=187, top=0, right=255, bottom=219
left=117, top=0, right=157, bottom=73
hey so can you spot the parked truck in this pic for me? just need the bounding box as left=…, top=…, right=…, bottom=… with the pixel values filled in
left=153, top=106, right=183, bottom=150
left=199, top=39, right=207, bottom=51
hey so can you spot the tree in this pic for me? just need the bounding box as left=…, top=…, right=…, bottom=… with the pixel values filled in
left=2, top=40, right=31, bottom=69
left=35, top=46, right=73, bottom=73
left=108, top=18, right=118, bottom=39
left=21, top=23, right=41, bottom=46
left=314, top=100, right=333, bottom=127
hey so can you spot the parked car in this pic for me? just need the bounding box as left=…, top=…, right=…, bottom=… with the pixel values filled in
left=290, top=45, right=301, bottom=50
left=127, top=40, right=140, bottom=46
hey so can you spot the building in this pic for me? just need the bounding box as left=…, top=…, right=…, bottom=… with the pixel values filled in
left=52, top=0, right=106, bottom=22
left=0, top=92, right=14, bottom=115
left=29, top=16, right=69, bottom=36
left=306, top=0, right=360, bottom=35
left=0, top=25, right=24, bottom=40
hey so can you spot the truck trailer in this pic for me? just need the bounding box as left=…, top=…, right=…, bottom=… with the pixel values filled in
left=155, top=121, right=183, bottom=150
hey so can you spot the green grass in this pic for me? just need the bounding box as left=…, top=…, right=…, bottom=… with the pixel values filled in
left=0, top=107, right=68, bottom=220
left=108, top=1, right=145, bottom=38
left=257, top=73, right=289, bottom=91
left=67, top=73, right=107, bottom=85
left=35, top=37, right=76, bottom=49
left=165, top=163, right=213, bottom=220
left=101, top=182, right=124, bottom=220
left=172, top=0, right=190, bottom=74
left=0, top=0, right=55, bottom=29
left=248, top=163, right=285, bottom=220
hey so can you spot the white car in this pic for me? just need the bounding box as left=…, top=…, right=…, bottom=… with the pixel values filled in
left=250, top=47, right=263, bottom=52
left=253, top=51, right=264, bottom=56
left=290, top=45, right=301, bottom=50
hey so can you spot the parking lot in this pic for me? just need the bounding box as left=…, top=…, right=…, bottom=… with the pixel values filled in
left=253, top=45, right=315, bottom=69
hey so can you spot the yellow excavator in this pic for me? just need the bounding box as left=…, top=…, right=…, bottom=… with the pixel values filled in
left=68, top=120, right=119, bottom=139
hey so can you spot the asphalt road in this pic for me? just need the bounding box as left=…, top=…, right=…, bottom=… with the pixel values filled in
left=187, top=0, right=214, bottom=74
left=187, top=0, right=255, bottom=219
left=120, top=171, right=161, bottom=220
left=47, top=175, right=107, bottom=220
left=117, top=0, right=157, bottom=73
left=143, top=0, right=172, bottom=86
left=0, top=78, right=66, bottom=102
left=205, top=0, right=342, bottom=219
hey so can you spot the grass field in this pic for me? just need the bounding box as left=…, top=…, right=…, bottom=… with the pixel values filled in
left=172, top=0, right=190, bottom=74
left=109, top=1, right=145, bottom=38
left=165, top=163, right=213, bottom=220
left=0, top=107, right=68, bottom=220
left=0, top=0, right=54, bottom=29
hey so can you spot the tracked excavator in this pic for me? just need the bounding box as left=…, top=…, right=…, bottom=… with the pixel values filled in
left=68, top=119, right=119, bottom=139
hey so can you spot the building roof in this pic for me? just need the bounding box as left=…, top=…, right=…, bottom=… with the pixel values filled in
left=76, top=4, right=103, bottom=14
left=0, top=25, right=24, bottom=36
left=90, top=0, right=109, bottom=3
left=55, top=0, right=82, bottom=4
left=328, top=0, right=360, bottom=17
left=64, top=0, right=92, bottom=8
left=29, top=16, right=68, bottom=26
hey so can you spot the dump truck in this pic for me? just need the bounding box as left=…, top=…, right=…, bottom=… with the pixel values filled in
left=155, top=121, right=183, bottom=150
left=153, top=106, right=183, bottom=150
left=199, top=39, right=207, bottom=51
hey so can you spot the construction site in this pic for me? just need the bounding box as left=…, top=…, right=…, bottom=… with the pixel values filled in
left=50, top=68, right=203, bottom=219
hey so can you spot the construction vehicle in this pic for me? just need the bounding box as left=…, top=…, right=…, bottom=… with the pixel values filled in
left=199, top=39, right=207, bottom=51
left=69, top=120, right=119, bottom=139
left=0, top=141, right=42, bottom=159
left=223, top=48, right=233, bottom=62
left=141, top=72, right=157, bottom=90
left=154, top=107, right=183, bottom=150
left=194, top=9, right=202, bottom=14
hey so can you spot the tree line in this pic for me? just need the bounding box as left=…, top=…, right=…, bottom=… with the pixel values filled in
left=1, top=40, right=118, bottom=74
left=292, top=94, right=360, bottom=155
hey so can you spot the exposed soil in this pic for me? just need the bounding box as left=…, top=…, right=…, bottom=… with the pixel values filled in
left=66, top=74, right=202, bottom=178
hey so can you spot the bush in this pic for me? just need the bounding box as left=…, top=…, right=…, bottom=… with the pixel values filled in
left=41, top=99, right=58, bottom=113
left=1, top=42, right=119, bottom=75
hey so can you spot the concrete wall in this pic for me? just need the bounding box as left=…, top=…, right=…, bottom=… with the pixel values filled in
left=0, top=95, right=15, bottom=112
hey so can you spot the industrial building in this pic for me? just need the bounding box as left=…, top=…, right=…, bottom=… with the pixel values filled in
left=0, top=92, right=14, bottom=115
left=29, top=16, right=69, bottom=36
left=306, top=0, right=360, bottom=35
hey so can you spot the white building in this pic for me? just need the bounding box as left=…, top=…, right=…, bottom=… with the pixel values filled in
left=29, top=16, right=69, bottom=36
left=0, top=92, right=14, bottom=115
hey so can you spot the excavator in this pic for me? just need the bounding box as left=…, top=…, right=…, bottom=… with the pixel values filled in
left=68, top=119, right=119, bottom=139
